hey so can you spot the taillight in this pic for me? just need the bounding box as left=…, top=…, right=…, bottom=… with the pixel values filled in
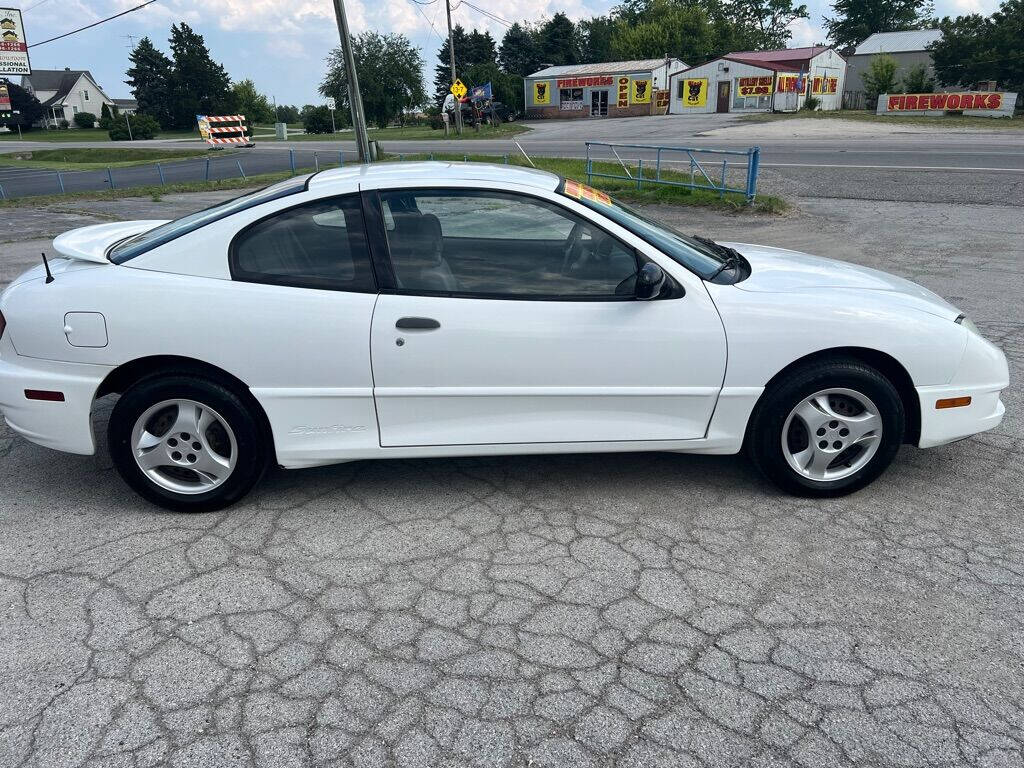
left=0, top=309, right=6, bottom=341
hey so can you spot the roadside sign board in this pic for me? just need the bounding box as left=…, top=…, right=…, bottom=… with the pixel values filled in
left=0, top=82, right=10, bottom=115
left=0, top=8, right=30, bottom=76
left=450, top=79, right=466, bottom=99
left=326, top=97, right=336, bottom=110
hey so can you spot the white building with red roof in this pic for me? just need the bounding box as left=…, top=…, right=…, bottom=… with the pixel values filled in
left=668, top=46, right=846, bottom=114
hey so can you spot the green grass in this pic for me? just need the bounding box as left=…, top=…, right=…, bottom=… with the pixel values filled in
left=0, top=127, right=203, bottom=142
left=740, top=109, right=1024, bottom=130
left=253, top=122, right=530, bottom=142
left=385, top=153, right=787, bottom=213
left=0, top=147, right=215, bottom=170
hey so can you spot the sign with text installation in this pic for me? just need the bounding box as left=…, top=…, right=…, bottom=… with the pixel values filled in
left=0, top=8, right=30, bottom=76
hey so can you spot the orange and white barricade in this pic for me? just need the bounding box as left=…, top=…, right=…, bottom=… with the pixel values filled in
left=196, top=115, right=254, bottom=147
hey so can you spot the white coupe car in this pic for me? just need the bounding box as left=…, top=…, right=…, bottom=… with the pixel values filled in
left=0, top=163, right=1008, bottom=511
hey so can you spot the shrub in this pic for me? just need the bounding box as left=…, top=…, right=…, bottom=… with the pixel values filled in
left=73, top=111, right=96, bottom=129
left=99, top=102, right=120, bottom=130
left=58, top=119, right=70, bottom=129
left=863, top=54, right=901, bottom=108
left=901, top=63, right=935, bottom=94
left=303, top=105, right=334, bottom=134
left=108, top=113, right=160, bottom=140
left=803, top=96, right=821, bottom=111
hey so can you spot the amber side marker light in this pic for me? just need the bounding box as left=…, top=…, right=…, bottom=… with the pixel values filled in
left=936, top=396, right=972, bottom=409
left=25, top=389, right=66, bottom=402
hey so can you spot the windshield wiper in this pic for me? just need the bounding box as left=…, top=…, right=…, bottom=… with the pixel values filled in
left=694, top=235, right=742, bottom=281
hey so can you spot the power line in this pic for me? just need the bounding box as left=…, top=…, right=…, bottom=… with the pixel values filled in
left=409, top=0, right=445, bottom=42
left=458, top=0, right=512, bottom=27
left=28, top=0, right=159, bottom=48
left=22, top=0, right=54, bottom=13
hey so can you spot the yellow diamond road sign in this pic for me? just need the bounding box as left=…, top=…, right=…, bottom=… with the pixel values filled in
left=450, top=79, right=467, bottom=99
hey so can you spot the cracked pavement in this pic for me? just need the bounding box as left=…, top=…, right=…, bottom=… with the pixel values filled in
left=1, top=185, right=1022, bottom=767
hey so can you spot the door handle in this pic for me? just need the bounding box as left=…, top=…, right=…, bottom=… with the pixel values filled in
left=395, top=317, right=440, bottom=330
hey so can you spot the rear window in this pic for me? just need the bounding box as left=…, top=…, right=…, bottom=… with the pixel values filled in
left=108, top=176, right=311, bottom=264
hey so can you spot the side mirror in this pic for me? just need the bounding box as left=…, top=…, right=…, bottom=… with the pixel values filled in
left=635, top=262, right=665, bottom=300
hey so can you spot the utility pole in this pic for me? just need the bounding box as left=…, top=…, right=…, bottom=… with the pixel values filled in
left=330, top=0, right=371, bottom=162
left=445, top=0, right=463, bottom=135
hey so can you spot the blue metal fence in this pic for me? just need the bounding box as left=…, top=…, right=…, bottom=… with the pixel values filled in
left=584, top=142, right=761, bottom=203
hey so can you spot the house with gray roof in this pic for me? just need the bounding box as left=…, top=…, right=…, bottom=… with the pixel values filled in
left=20, top=68, right=122, bottom=127
left=845, top=30, right=943, bottom=97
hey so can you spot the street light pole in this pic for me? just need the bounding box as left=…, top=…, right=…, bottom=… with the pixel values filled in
left=330, top=0, right=371, bottom=162
left=445, top=0, right=463, bottom=136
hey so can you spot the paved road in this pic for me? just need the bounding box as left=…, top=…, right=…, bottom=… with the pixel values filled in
left=1, top=114, right=1023, bottom=203
left=0, top=189, right=1022, bottom=767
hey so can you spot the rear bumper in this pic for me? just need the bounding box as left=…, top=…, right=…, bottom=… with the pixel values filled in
left=0, top=345, right=109, bottom=455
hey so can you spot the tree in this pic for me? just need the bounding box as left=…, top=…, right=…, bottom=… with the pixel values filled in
left=537, top=12, right=579, bottom=66
left=577, top=16, right=617, bottom=63
left=302, top=106, right=334, bottom=134
left=608, top=0, right=744, bottom=65
left=0, top=80, right=42, bottom=131
left=931, top=0, right=1023, bottom=93
left=433, top=25, right=495, bottom=105
left=276, top=104, right=300, bottom=123
left=124, top=36, right=173, bottom=127
left=321, top=32, right=425, bottom=129
left=727, top=0, right=810, bottom=49
left=498, top=23, right=542, bottom=76
left=862, top=53, right=901, bottom=106
left=99, top=102, right=120, bottom=130
left=108, top=113, right=160, bottom=140
left=230, top=79, right=274, bottom=124
left=901, top=62, right=935, bottom=92
left=73, top=111, right=96, bottom=128
left=824, top=0, right=934, bottom=51
left=167, top=23, right=233, bottom=129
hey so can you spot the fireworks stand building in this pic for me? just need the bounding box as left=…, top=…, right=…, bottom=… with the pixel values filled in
left=524, top=58, right=687, bottom=119
left=668, top=46, right=846, bottom=114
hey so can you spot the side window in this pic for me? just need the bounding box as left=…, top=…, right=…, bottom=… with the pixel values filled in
left=231, top=195, right=375, bottom=292
left=379, top=189, right=638, bottom=298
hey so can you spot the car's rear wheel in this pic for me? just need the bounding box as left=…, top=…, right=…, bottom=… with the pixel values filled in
left=108, top=375, right=269, bottom=512
left=747, top=359, right=905, bottom=496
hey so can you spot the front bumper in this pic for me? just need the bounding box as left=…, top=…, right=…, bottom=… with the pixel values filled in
left=917, top=331, right=1009, bottom=449
left=0, top=343, right=109, bottom=455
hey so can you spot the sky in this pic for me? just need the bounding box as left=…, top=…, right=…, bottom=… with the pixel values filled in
left=16, top=0, right=1002, bottom=105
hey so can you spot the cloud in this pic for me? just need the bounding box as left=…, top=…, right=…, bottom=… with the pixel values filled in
left=787, top=16, right=825, bottom=47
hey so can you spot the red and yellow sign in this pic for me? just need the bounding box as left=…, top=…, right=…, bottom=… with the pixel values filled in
left=563, top=179, right=611, bottom=206
left=812, top=76, right=838, bottom=95
left=556, top=76, right=613, bottom=88
left=887, top=92, right=1003, bottom=111
left=776, top=74, right=809, bottom=94
left=738, top=76, right=771, bottom=97
left=533, top=80, right=551, bottom=105
left=617, top=76, right=629, bottom=108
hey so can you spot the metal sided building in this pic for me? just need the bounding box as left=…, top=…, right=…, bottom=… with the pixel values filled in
left=524, top=58, right=687, bottom=119
left=668, top=46, right=846, bottom=114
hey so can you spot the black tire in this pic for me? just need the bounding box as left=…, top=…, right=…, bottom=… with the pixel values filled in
left=108, top=375, right=269, bottom=512
left=746, top=358, right=905, bottom=497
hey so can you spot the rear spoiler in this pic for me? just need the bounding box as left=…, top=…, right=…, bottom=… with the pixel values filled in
left=52, top=220, right=170, bottom=264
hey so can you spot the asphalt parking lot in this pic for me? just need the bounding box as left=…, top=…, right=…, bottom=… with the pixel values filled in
left=1, top=184, right=1022, bottom=767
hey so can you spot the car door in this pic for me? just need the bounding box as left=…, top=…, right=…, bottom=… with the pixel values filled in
left=366, top=186, right=727, bottom=448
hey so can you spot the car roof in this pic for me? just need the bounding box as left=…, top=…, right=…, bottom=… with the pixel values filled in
left=307, top=161, right=562, bottom=193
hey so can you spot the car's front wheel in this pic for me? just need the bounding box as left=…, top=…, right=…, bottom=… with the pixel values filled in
left=108, top=375, right=269, bottom=512
left=747, top=359, right=905, bottom=496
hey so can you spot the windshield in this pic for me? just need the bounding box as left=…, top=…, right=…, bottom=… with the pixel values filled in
left=109, top=175, right=312, bottom=264
left=559, top=179, right=726, bottom=279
